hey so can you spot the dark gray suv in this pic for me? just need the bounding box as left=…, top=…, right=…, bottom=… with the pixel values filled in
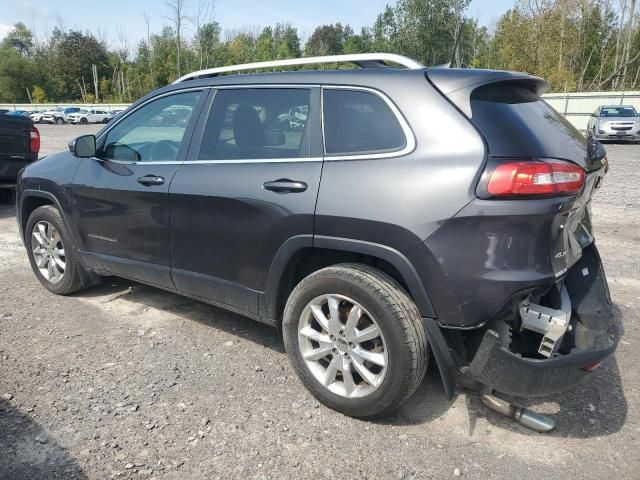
left=16, top=54, right=618, bottom=420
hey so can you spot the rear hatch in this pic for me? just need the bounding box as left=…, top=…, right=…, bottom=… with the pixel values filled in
left=427, top=68, right=608, bottom=276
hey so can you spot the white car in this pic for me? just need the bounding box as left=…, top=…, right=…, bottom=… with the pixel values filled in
left=68, top=109, right=111, bottom=124
left=40, top=108, right=65, bottom=124
left=29, top=111, right=45, bottom=123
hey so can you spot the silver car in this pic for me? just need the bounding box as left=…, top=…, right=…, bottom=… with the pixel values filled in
left=588, top=105, right=640, bottom=143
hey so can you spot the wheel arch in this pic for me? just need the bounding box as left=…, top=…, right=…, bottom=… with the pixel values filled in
left=260, top=235, right=436, bottom=327
left=20, top=190, right=61, bottom=241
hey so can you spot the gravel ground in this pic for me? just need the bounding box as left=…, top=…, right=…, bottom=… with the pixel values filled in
left=0, top=126, right=639, bottom=479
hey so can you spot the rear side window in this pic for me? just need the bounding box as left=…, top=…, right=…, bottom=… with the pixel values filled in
left=323, top=89, right=406, bottom=156
left=470, top=84, right=586, bottom=160
left=198, top=88, right=311, bottom=160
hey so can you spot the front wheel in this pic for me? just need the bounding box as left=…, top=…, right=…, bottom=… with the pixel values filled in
left=25, top=205, right=100, bottom=295
left=283, top=264, right=428, bottom=418
left=55, top=117, right=64, bottom=125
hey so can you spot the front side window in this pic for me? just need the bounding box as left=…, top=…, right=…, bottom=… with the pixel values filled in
left=102, top=90, right=202, bottom=162
left=323, top=89, right=406, bottom=156
left=198, top=88, right=311, bottom=160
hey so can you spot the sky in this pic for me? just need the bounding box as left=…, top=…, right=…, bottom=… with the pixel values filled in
left=0, top=0, right=515, bottom=47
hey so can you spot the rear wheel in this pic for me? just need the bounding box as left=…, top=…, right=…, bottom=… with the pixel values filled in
left=55, top=117, right=64, bottom=125
left=25, top=206, right=100, bottom=295
left=283, top=263, right=428, bottom=418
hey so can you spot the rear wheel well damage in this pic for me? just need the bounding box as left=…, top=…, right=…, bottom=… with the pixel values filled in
left=273, top=247, right=410, bottom=329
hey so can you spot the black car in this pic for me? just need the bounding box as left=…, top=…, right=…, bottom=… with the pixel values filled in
left=16, top=54, right=618, bottom=421
left=0, top=114, right=39, bottom=203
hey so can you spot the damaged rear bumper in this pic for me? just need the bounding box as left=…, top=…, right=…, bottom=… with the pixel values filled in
left=464, top=243, right=620, bottom=397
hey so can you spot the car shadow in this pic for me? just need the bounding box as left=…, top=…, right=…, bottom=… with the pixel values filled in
left=76, top=278, right=628, bottom=437
left=0, top=398, right=88, bottom=479
left=76, top=276, right=285, bottom=354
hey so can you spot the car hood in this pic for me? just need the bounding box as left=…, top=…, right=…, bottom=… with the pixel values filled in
left=598, top=116, right=639, bottom=123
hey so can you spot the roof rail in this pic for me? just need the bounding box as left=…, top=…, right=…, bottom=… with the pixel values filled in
left=173, top=53, right=425, bottom=83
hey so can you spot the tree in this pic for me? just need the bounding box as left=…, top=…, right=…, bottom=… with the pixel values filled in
left=305, top=24, right=347, bottom=56
left=165, top=0, right=188, bottom=77
left=32, top=85, right=47, bottom=103
left=1, top=22, right=33, bottom=56
left=48, top=30, right=110, bottom=101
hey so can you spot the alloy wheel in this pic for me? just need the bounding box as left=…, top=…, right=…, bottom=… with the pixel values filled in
left=31, top=221, right=66, bottom=284
left=298, top=294, right=388, bottom=399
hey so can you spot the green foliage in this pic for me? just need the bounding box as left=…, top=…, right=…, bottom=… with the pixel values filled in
left=32, top=85, right=47, bottom=103
left=1, top=1, right=638, bottom=104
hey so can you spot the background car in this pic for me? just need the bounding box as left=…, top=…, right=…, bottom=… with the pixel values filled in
left=29, top=111, right=45, bottom=123
left=68, top=109, right=111, bottom=124
left=588, top=105, right=640, bottom=142
left=41, top=108, right=66, bottom=124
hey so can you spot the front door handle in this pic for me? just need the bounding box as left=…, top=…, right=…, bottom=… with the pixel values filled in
left=263, top=179, right=308, bottom=193
left=137, top=175, right=165, bottom=186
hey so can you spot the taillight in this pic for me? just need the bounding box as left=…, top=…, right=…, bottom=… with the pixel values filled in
left=483, top=159, right=585, bottom=198
left=30, top=126, right=40, bottom=154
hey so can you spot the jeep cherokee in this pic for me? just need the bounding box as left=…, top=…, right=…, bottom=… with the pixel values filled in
left=16, top=53, right=619, bottom=418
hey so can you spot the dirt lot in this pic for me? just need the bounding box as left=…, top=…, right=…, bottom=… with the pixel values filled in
left=1, top=125, right=639, bottom=479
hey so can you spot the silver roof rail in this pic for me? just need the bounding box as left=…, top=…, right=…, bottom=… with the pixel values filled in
left=173, top=53, right=425, bottom=83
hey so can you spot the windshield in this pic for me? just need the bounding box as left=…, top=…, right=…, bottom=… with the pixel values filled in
left=600, top=107, right=637, bottom=117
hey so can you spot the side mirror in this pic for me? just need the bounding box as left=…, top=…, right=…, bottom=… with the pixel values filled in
left=69, top=135, right=96, bottom=158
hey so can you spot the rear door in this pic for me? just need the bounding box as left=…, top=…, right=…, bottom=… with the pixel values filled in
left=169, top=86, right=323, bottom=314
left=71, top=89, right=207, bottom=288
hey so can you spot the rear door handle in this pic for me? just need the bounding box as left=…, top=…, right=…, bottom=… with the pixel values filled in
left=137, top=175, right=165, bottom=186
left=263, top=179, right=308, bottom=193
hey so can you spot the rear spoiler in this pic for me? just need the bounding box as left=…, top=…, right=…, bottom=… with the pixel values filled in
left=426, top=68, right=549, bottom=117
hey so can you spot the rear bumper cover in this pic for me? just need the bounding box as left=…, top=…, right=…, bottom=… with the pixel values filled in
left=465, top=243, right=619, bottom=397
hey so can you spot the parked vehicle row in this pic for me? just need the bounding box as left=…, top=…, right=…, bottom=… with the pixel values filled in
left=0, top=108, right=118, bottom=125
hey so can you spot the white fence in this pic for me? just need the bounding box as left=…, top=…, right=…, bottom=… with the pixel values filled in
left=3, top=91, right=640, bottom=131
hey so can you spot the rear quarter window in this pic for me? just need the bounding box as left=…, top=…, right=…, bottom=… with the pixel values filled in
left=470, top=83, right=586, bottom=161
left=323, top=89, right=406, bottom=156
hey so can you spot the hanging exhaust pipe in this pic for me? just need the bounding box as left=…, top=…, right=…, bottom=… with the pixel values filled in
left=482, top=394, right=556, bottom=433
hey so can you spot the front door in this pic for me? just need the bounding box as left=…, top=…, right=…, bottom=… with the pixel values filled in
left=71, top=89, right=206, bottom=289
left=169, top=87, right=323, bottom=314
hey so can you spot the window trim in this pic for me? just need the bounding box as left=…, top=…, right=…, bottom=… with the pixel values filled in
left=321, top=86, right=416, bottom=161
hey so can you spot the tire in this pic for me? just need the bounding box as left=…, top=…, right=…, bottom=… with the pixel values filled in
left=283, top=263, right=428, bottom=418
left=0, top=189, right=16, bottom=204
left=80, top=118, right=88, bottom=124
left=55, top=117, right=64, bottom=125
left=25, top=205, right=100, bottom=295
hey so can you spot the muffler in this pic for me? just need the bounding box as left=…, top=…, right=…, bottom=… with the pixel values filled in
left=482, top=394, right=556, bottom=433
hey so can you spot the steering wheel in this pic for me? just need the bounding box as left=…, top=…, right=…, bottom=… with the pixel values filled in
left=149, top=140, right=179, bottom=161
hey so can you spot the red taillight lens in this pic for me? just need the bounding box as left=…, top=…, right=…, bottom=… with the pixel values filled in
left=487, top=160, right=585, bottom=197
left=30, top=126, right=40, bottom=154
